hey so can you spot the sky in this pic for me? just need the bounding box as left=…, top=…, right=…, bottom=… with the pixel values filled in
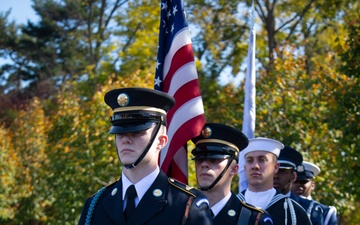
left=1, top=0, right=39, bottom=24
left=0, top=0, right=38, bottom=83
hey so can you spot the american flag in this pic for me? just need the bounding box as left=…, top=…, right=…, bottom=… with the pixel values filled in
left=155, top=0, right=206, bottom=184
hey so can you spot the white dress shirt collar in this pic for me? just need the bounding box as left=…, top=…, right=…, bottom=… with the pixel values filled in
left=122, top=167, right=160, bottom=205
left=211, top=192, right=232, bottom=217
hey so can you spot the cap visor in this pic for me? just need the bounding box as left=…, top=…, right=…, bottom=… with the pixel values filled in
left=193, top=154, right=231, bottom=160
left=109, top=121, right=155, bottom=134
left=296, top=175, right=311, bottom=181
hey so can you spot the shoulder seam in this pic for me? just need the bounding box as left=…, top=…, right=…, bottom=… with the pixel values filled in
left=168, top=178, right=196, bottom=197
left=90, top=179, right=118, bottom=197
left=240, top=200, right=265, bottom=213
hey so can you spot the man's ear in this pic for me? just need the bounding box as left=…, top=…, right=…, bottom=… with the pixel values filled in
left=291, top=171, right=297, bottom=183
left=157, top=134, right=168, bottom=149
left=311, top=180, right=316, bottom=191
left=230, top=162, right=239, bottom=175
left=274, top=162, right=280, bottom=174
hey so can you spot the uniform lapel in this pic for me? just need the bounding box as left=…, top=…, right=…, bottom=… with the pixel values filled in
left=102, top=179, right=126, bottom=225
left=127, top=172, right=168, bottom=225
left=266, top=191, right=287, bottom=209
left=214, top=193, right=239, bottom=224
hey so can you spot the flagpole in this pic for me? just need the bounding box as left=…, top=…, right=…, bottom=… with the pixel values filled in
left=239, top=2, right=256, bottom=192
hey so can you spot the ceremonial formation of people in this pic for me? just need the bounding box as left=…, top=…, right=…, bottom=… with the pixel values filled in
left=78, top=87, right=338, bottom=225
left=236, top=138, right=312, bottom=225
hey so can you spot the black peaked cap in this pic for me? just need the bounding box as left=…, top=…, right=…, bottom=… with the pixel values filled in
left=278, top=146, right=303, bottom=170
left=104, top=87, right=175, bottom=134
left=191, top=123, right=249, bottom=161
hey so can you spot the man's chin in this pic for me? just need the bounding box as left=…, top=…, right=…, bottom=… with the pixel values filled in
left=248, top=180, right=263, bottom=187
left=198, top=181, right=213, bottom=189
left=273, top=184, right=281, bottom=189
left=121, top=160, right=137, bottom=167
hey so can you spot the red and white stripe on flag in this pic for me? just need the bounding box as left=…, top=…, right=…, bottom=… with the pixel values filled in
left=155, top=0, right=206, bottom=184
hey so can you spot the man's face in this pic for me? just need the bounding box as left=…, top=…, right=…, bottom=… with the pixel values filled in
left=244, top=151, right=279, bottom=191
left=273, top=168, right=294, bottom=194
left=292, top=179, right=315, bottom=198
left=195, top=157, right=235, bottom=191
left=115, top=126, right=156, bottom=166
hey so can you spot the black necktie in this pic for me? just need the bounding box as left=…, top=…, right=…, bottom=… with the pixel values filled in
left=124, top=185, right=137, bottom=221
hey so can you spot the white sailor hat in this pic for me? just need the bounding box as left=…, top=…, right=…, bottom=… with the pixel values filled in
left=242, top=137, right=284, bottom=157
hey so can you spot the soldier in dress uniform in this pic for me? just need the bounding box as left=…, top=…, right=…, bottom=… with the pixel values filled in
left=293, top=161, right=338, bottom=225
left=236, top=137, right=312, bottom=225
left=274, top=146, right=325, bottom=225
left=191, top=123, right=273, bottom=225
left=292, top=161, right=320, bottom=200
left=78, top=87, right=213, bottom=225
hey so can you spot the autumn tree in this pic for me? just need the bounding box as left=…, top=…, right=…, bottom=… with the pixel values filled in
left=0, top=126, right=17, bottom=222
left=3, top=98, right=50, bottom=224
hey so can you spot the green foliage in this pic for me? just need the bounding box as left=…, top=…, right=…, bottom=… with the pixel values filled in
left=255, top=48, right=355, bottom=215
left=0, top=126, right=17, bottom=221
left=187, top=0, right=248, bottom=78
left=331, top=1, right=360, bottom=211
left=43, top=85, right=117, bottom=224
left=115, top=1, right=160, bottom=77
left=5, top=98, right=51, bottom=224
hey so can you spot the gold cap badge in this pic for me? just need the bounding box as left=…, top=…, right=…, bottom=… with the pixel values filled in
left=117, top=93, right=129, bottom=106
left=201, top=126, right=212, bottom=138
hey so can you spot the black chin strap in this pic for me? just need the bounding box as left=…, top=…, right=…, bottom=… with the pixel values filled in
left=280, top=170, right=294, bottom=194
left=198, top=158, right=235, bottom=191
left=116, top=122, right=162, bottom=169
